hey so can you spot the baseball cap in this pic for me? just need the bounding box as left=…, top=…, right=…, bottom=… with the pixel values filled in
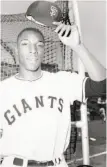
left=26, top=1, right=63, bottom=27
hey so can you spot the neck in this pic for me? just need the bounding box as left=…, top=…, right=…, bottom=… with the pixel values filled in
left=18, top=66, right=42, bottom=81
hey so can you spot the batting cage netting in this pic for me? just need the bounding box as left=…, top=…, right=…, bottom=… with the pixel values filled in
left=0, top=0, right=78, bottom=165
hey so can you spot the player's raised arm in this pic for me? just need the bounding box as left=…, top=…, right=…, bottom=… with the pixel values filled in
left=53, top=22, right=106, bottom=82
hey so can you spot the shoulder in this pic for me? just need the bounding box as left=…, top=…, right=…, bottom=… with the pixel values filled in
left=42, top=70, right=83, bottom=81
left=56, top=71, right=85, bottom=83
left=0, top=75, right=16, bottom=88
left=55, top=71, right=79, bottom=78
left=43, top=70, right=78, bottom=76
left=42, top=70, right=85, bottom=84
left=45, top=70, right=78, bottom=78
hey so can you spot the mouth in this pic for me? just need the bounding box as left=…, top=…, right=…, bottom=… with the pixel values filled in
left=26, top=59, right=39, bottom=65
left=26, top=57, right=39, bottom=61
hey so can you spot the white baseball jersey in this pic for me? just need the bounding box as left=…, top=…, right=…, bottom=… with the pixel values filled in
left=0, top=71, right=87, bottom=161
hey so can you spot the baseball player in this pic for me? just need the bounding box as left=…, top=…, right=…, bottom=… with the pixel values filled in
left=0, top=6, right=106, bottom=167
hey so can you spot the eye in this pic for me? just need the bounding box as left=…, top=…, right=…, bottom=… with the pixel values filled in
left=37, top=42, right=44, bottom=48
left=21, top=42, right=28, bottom=46
left=20, top=40, right=29, bottom=46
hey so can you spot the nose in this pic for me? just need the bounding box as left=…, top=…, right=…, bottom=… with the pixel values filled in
left=30, top=44, right=37, bottom=54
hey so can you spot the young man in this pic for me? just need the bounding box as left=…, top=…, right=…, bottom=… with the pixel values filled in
left=0, top=23, right=106, bottom=167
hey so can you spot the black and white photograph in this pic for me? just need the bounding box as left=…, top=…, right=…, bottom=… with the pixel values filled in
left=0, top=0, right=106, bottom=167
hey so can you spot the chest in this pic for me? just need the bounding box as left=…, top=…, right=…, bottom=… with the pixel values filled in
left=1, top=82, right=71, bottom=128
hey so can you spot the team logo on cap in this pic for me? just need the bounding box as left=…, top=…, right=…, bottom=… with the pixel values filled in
left=50, top=6, right=58, bottom=17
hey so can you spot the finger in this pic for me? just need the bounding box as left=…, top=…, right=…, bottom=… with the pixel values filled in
left=52, top=158, right=56, bottom=166
left=54, top=23, right=64, bottom=33
left=58, top=25, right=67, bottom=36
left=64, top=26, right=71, bottom=37
left=55, top=158, right=60, bottom=165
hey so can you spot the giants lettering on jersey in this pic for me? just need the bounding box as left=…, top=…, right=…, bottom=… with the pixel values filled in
left=4, top=96, right=64, bottom=125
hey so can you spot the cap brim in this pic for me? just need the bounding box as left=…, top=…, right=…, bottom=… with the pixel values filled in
left=26, top=16, right=46, bottom=26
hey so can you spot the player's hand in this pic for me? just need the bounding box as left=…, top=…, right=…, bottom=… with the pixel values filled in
left=53, top=22, right=81, bottom=51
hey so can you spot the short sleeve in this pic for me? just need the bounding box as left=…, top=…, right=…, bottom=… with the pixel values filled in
left=65, top=72, right=88, bottom=103
left=56, top=71, right=88, bottom=103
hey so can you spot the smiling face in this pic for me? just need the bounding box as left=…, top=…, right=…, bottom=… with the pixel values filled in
left=17, top=29, right=44, bottom=71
